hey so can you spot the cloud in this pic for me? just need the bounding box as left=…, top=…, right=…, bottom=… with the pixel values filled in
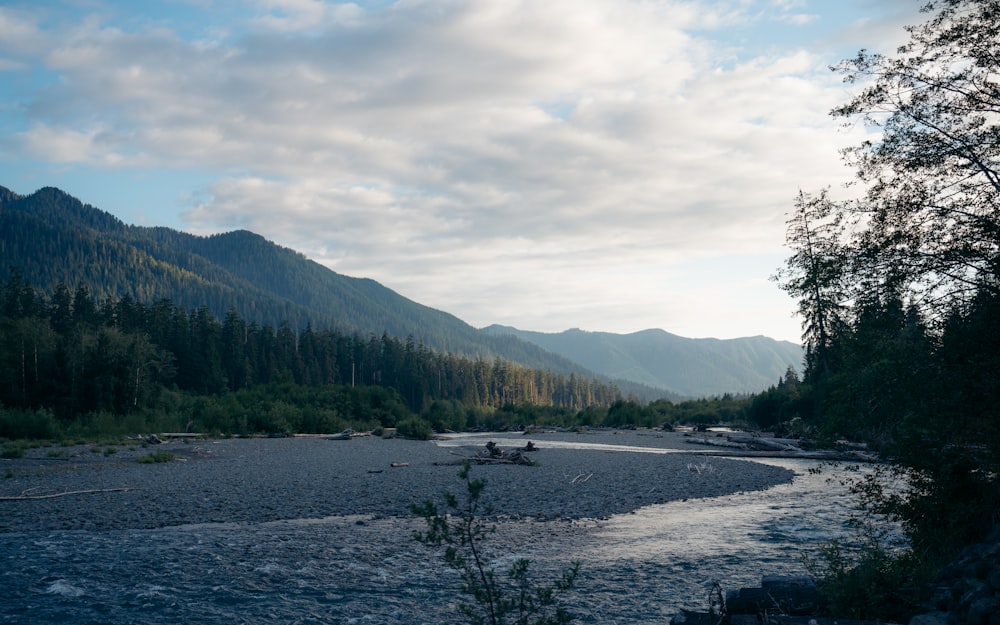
left=4, top=0, right=913, bottom=340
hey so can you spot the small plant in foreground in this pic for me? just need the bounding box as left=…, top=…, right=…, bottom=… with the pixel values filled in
left=803, top=465, right=928, bottom=622
left=410, top=461, right=580, bottom=625
left=136, top=451, right=175, bottom=464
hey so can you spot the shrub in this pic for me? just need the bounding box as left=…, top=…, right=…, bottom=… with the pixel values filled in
left=0, top=407, right=60, bottom=440
left=1, top=443, right=26, bottom=459
left=136, top=451, right=175, bottom=464
left=411, top=462, right=580, bottom=625
left=396, top=416, right=432, bottom=440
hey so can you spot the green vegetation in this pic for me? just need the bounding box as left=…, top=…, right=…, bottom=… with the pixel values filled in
left=0, top=269, right=766, bottom=442
left=136, top=451, right=175, bottom=464
left=0, top=272, right=626, bottom=440
left=764, top=0, right=1000, bottom=618
left=411, top=462, right=580, bottom=625
left=0, top=185, right=647, bottom=395
left=1, top=443, right=25, bottom=459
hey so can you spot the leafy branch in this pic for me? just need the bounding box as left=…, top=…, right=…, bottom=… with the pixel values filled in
left=410, top=462, right=580, bottom=625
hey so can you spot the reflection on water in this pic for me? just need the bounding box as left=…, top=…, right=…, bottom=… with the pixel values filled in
left=436, top=433, right=874, bottom=616
left=526, top=458, right=869, bottom=618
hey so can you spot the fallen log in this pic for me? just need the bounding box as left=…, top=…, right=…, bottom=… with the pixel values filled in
left=0, top=487, right=137, bottom=501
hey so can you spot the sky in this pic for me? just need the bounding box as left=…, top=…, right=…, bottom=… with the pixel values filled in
left=0, top=0, right=925, bottom=343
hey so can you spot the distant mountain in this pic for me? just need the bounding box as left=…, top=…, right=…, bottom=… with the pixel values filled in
left=483, top=325, right=803, bottom=397
left=1, top=184, right=795, bottom=399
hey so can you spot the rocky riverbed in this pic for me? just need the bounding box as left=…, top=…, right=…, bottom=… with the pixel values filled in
left=0, top=430, right=795, bottom=533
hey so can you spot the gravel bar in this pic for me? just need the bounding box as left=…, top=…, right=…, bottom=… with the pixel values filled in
left=0, top=430, right=794, bottom=533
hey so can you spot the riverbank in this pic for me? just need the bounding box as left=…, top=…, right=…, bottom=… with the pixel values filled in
left=0, top=429, right=794, bottom=533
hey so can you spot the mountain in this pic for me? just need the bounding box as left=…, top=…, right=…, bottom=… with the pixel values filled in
left=1, top=183, right=796, bottom=399
left=482, top=325, right=803, bottom=397
left=0, top=185, right=597, bottom=377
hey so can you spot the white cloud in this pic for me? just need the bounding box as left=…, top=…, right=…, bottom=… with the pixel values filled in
left=2, top=0, right=924, bottom=341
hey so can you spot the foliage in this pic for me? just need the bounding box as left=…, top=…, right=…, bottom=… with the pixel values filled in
left=808, top=529, right=922, bottom=621
left=0, top=270, right=774, bottom=441
left=0, top=274, right=622, bottom=431
left=774, top=2, right=1000, bottom=616
left=0, top=407, right=61, bottom=440
left=0, top=185, right=628, bottom=390
left=1, top=442, right=26, bottom=459
left=831, top=0, right=1000, bottom=316
left=797, top=464, right=929, bottom=620
left=395, top=416, right=433, bottom=440
left=773, top=190, right=849, bottom=381
left=136, top=451, right=175, bottom=464
left=410, top=462, right=580, bottom=625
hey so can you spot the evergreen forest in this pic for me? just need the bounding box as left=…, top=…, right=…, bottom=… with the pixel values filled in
left=737, top=1, right=1000, bottom=618
left=0, top=271, right=752, bottom=440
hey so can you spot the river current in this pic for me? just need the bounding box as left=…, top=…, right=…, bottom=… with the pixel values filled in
left=2, top=440, right=869, bottom=624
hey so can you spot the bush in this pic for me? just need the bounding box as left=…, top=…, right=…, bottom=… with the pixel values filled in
left=1, top=443, right=26, bottom=459
left=396, top=416, right=432, bottom=440
left=136, top=451, right=175, bottom=464
left=0, top=407, right=61, bottom=440
left=805, top=464, right=934, bottom=621
left=411, top=462, right=580, bottom=624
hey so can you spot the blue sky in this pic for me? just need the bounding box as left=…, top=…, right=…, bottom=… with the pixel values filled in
left=0, top=0, right=923, bottom=342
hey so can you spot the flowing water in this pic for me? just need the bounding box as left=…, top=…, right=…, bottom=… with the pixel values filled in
left=1, top=441, right=871, bottom=624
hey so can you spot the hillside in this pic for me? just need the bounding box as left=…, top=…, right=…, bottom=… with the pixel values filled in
left=0, top=183, right=797, bottom=398
left=483, top=325, right=803, bottom=397
left=0, top=185, right=673, bottom=397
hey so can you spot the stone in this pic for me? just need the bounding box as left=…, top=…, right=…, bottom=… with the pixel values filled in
left=987, top=567, right=1000, bottom=591
left=908, top=613, right=950, bottom=625
left=966, top=597, right=1000, bottom=625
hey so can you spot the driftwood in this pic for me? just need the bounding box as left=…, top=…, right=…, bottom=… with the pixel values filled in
left=0, top=487, right=137, bottom=501
left=684, top=435, right=878, bottom=462
left=443, top=442, right=538, bottom=466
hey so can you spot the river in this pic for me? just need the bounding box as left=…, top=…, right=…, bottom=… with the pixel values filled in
left=1, top=439, right=872, bottom=624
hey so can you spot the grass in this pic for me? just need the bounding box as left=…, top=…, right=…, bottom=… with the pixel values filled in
left=136, top=451, right=176, bottom=464
left=1, top=444, right=26, bottom=459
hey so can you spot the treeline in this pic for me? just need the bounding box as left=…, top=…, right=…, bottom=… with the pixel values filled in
left=755, top=2, right=1000, bottom=617
left=0, top=271, right=763, bottom=440
left=0, top=270, right=632, bottom=437
left=744, top=286, right=1000, bottom=553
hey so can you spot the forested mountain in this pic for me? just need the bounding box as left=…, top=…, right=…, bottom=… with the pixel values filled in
left=483, top=325, right=803, bottom=396
left=0, top=184, right=791, bottom=399
left=0, top=185, right=604, bottom=382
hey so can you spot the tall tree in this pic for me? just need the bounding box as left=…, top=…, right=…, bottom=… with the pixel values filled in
left=774, top=189, right=850, bottom=380
left=832, top=0, right=1000, bottom=320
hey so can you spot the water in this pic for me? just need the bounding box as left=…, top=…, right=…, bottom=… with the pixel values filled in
left=1, top=442, right=870, bottom=624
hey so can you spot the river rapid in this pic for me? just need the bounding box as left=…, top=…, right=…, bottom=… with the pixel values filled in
left=1, top=438, right=868, bottom=624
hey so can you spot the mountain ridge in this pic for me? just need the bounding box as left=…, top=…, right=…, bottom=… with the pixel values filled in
left=1, top=183, right=798, bottom=398
left=482, top=325, right=802, bottom=397
left=1, top=184, right=661, bottom=398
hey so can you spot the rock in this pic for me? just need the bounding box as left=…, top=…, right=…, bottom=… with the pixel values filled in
left=967, top=597, right=1000, bottom=625
left=957, top=578, right=991, bottom=610
left=908, top=614, right=950, bottom=625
